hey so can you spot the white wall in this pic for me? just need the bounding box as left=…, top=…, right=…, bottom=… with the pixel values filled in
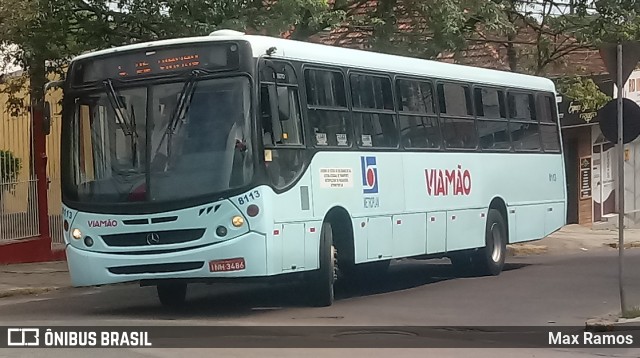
left=611, top=69, right=640, bottom=227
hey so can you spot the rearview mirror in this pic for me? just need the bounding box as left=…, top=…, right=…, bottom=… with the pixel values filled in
left=268, top=85, right=282, bottom=143
left=43, top=101, right=52, bottom=136
left=277, top=87, right=290, bottom=121
left=43, top=80, right=63, bottom=136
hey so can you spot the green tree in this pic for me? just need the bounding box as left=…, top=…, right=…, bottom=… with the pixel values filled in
left=556, top=75, right=611, bottom=112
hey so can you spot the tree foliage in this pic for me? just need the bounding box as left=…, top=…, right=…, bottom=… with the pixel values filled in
left=557, top=75, right=611, bottom=112
left=0, top=0, right=637, bottom=110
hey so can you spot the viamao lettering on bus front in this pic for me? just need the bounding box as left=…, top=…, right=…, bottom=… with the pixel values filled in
left=425, top=165, right=471, bottom=196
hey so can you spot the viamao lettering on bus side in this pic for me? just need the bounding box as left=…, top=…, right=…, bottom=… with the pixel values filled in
left=425, top=165, right=471, bottom=196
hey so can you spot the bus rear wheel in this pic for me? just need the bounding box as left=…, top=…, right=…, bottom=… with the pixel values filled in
left=475, top=208, right=507, bottom=276
left=157, top=283, right=187, bottom=307
left=449, top=208, right=506, bottom=277
left=304, top=222, right=336, bottom=307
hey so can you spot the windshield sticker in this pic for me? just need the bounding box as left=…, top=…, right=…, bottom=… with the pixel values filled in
left=320, top=168, right=353, bottom=188
left=336, top=134, right=348, bottom=146
left=316, top=132, right=328, bottom=145
left=361, top=135, right=373, bottom=147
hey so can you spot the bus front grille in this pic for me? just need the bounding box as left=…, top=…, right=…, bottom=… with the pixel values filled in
left=107, top=262, right=204, bottom=275
left=101, top=229, right=206, bottom=247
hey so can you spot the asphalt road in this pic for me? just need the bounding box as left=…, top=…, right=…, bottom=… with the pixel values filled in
left=1, top=249, right=639, bottom=357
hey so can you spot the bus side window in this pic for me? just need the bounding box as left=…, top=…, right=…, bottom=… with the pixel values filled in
left=350, top=73, right=398, bottom=148
left=475, top=87, right=510, bottom=151
left=396, top=78, right=441, bottom=149
left=304, top=68, right=351, bottom=147
left=537, top=94, right=561, bottom=152
left=260, top=65, right=304, bottom=147
left=259, top=61, right=306, bottom=189
left=437, top=82, right=477, bottom=149
left=508, top=92, right=541, bottom=151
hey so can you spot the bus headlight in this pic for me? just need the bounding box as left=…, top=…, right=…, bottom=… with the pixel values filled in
left=231, top=216, right=244, bottom=227
left=71, top=228, right=82, bottom=240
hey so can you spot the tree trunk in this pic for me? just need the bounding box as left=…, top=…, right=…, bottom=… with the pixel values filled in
left=26, top=54, right=50, bottom=240
left=506, top=32, right=518, bottom=72
left=371, top=0, right=398, bottom=52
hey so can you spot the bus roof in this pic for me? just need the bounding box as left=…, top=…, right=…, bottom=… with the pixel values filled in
left=71, top=31, right=556, bottom=93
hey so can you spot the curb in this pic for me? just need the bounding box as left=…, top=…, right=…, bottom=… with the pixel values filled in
left=585, top=314, right=640, bottom=331
left=604, top=241, right=640, bottom=249
left=507, top=244, right=548, bottom=256
left=0, top=286, right=61, bottom=299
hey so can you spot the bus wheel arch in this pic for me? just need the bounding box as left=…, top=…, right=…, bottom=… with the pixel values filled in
left=324, top=206, right=356, bottom=275
left=450, top=198, right=508, bottom=276
left=474, top=197, right=509, bottom=276
left=488, top=196, right=509, bottom=242
left=302, top=206, right=353, bottom=307
left=477, top=207, right=508, bottom=276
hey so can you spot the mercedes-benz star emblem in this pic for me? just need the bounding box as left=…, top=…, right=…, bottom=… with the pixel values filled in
left=146, top=233, right=160, bottom=245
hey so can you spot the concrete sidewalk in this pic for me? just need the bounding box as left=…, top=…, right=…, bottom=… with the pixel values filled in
left=0, top=260, right=70, bottom=298
left=508, top=224, right=640, bottom=256
left=1, top=224, right=639, bottom=299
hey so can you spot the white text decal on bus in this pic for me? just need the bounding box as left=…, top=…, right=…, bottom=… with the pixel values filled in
left=320, top=168, right=354, bottom=188
left=425, top=165, right=472, bottom=196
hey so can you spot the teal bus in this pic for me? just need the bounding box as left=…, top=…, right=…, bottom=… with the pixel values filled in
left=57, top=30, right=566, bottom=307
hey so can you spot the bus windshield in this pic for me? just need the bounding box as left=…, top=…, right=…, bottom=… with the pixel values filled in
left=67, top=76, right=253, bottom=205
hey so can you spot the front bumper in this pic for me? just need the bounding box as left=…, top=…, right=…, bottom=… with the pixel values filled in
left=66, top=231, right=268, bottom=286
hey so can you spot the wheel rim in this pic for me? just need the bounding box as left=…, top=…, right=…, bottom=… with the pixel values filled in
left=490, top=223, right=503, bottom=263
left=331, top=245, right=338, bottom=282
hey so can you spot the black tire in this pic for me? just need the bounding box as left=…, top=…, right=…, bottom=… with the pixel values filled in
left=449, top=208, right=507, bottom=277
left=157, top=283, right=187, bottom=308
left=475, top=208, right=507, bottom=276
left=304, top=222, right=336, bottom=307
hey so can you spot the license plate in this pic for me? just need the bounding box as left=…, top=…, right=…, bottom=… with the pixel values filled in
left=209, top=258, right=245, bottom=272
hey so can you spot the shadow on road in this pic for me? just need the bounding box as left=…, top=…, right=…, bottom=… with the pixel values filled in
left=88, top=260, right=530, bottom=319
left=0, top=259, right=530, bottom=322
left=334, top=261, right=529, bottom=300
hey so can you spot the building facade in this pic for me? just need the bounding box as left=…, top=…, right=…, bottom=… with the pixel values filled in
left=561, top=70, right=640, bottom=228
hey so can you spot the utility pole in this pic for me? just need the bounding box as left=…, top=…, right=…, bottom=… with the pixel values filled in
left=598, top=41, right=640, bottom=316
left=569, top=0, right=575, bottom=15
left=616, top=43, right=627, bottom=315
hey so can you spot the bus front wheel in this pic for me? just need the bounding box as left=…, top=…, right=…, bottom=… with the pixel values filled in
left=157, top=283, right=187, bottom=307
left=304, top=222, right=336, bottom=307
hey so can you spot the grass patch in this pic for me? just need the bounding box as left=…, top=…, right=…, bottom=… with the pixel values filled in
left=622, top=306, right=640, bottom=319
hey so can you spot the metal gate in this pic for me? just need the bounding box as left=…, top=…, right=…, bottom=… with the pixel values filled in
left=0, top=90, right=40, bottom=241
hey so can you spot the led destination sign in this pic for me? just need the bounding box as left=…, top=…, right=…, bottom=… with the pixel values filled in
left=73, top=43, right=239, bottom=85
left=126, top=54, right=201, bottom=77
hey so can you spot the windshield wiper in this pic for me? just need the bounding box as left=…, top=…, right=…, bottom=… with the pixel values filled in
left=155, top=69, right=202, bottom=161
left=103, top=78, right=135, bottom=135
left=103, top=78, right=139, bottom=166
